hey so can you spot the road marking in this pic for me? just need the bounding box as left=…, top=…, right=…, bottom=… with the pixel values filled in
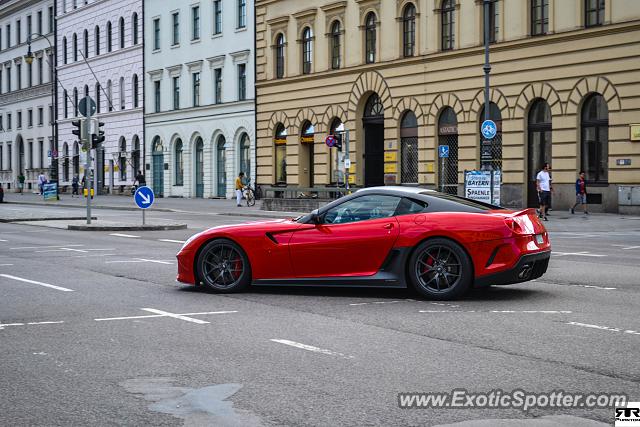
left=74, top=254, right=116, bottom=258
left=419, top=310, right=572, bottom=314
left=0, top=274, right=74, bottom=292
left=0, top=321, right=64, bottom=330
left=141, top=308, right=209, bottom=324
left=94, top=309, right=236, bottom=322
left=10, top=244, right=84, bottom=250
left=138, top=258, right=174, bottom=265
left=109, top=233, right=140, bottom=238
left=566, top=321, right=640, bottom=336
left=270, top=339, right=354, bottom=359
left=552, top=251, right=606, bottom=258
left=105, top=258, right=175, bottom=265
left=612, top=244, right=640, bottom=250
left=158, top=239, right=186, bottom=244
left=532, top=280, right=617, bottom=290
left=0, top=263, right=14, bottom=266
left=0, top=239, right=8, bottom=242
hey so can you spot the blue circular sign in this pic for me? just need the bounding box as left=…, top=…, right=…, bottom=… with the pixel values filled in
left=134, top=186, right=155, bottom=209
left=481, top=120, right=497, bottom=139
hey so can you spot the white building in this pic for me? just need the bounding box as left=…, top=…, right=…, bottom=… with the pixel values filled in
left=144, top=0, right=254, bottom=199
left=0, top=0, right=55, bottom=192
left=56, top=0, right=142, bottom=194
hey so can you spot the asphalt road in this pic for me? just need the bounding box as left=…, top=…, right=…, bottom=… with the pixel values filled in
left=1, top=205, right=639, bottom=426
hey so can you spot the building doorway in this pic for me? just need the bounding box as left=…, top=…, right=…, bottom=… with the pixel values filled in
left=216, top=135, right=226, bottom=197
left=152, top=136, right=164, bottom=197
left=438, top=107, right=459, bottom=195
left=527, top=100, right=552, bottom=207
left=194, top=137, right=204, bottom=198
left=363, top=93, right=384, bottom=187
left=299, top=121, right=314, bottom=187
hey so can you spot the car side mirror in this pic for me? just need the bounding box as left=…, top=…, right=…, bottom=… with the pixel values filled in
left=310, top=210, right=322, bottom=225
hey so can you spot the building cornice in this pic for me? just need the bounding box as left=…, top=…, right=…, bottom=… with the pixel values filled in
left=230, top=50, right=250, bottom=64
left=292, top=8, right=318, bottom=21
left=207, top=55, right=225, bottom=68
left=56, top=44, right=143, bottom=73
left=0, top=83, right=53, bottom=107
left=266, top=15, right=290, bottom=26
left=321, top=1, right=348, bottom=13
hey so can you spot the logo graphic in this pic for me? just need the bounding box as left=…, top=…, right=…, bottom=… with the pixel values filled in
left=438, top=145, right=449, bottom=158
left=616, top=404, right=640, bottom=426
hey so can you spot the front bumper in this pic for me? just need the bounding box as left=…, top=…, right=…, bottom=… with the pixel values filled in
left=474, top=250, right=551, bottom=287
left=176, top=249, right=197, bottom=285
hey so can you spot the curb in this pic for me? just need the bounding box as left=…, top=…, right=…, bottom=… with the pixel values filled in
left=0, top=216, right=98, bottom=223
left=67, top=223, right=188, bottom=231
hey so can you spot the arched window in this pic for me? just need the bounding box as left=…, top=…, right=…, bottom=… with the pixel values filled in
left=403, top=3, right=416, bottom=57
left=329, top=118, right=344, bottom=184
left=63, top=143, right=69, bottom=181
left=132, top=74, right=139, bottom=108
left=275, top=33, right=285, bottom=79
left=72, top=33, right=78, bottom=61
left=239, top=133, right=250, bottom=179
left=73, top=87, right=78, bottom=116
left=174, top=139, right=184, bottom=186
left=119, top=137, right=127, bottom=181
left=95, top=26, right=100, bottom=55
left=364, top=93, right=384, bottom=120
left=119, top=77, right=125, bottom=110
left=365, top=12, right=376, bottom=63
left=95, top=83, right=101, bottom=113
left=400, top=111, right=418, bottom=184
left=301, top=27, right=312, bottom=75
left=478, top=102, right=502, bottom=171
left=107, top=21, right=112, bottom=52
left=63, top=37, right=68, bottom=64
left=585, top=0, right=605, bottom=27
left=527, top=99, right=552, bottom=207
left=119, top=17, right=125, bottom=49
left=132, top=135, right=140, bottom=175
left=438, top=107, right=459, bottom=194
left=132, top=13, right=139, bottom=45
left=83, top=29, right=89, bottom=58
left=73, top=142, right=80, bottom=176
left=330, top=21, right=341, bottom=70
left=274, top=123, right=287, bottom=184
left=63, top=89, right=68, bottom=118
left=107, top=80, right=113, bottom=112
left=84, top=84, right=89, bottom=98
left=581, top=94, right=608, bottom=183
left=441, top=0, right=455, bottom=51
left=216, top=135, right=226, bottom=197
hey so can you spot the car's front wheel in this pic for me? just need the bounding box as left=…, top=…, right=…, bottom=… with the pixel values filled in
left=196, top=239, right=251, bottom=292
left=408, top=238, right=472, bottom=300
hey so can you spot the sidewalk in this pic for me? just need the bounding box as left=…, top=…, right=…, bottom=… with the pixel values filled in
left=2, top=192, right=300, bottom=219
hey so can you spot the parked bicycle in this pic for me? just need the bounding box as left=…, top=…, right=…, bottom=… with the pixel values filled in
left=243, top=183, right=256, bottom=207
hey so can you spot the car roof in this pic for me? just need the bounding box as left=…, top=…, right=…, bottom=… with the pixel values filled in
left=356, top=186, right=434, bottom=195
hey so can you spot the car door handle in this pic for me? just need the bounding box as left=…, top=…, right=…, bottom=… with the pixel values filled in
left=383, top=223, right=394, bottom=230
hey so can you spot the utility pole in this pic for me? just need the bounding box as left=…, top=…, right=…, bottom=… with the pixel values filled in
left=84, top=120, right=92, bottom=224
left=483, top=0, right=492, bottom=169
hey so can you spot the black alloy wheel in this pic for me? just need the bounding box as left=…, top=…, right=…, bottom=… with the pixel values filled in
left=196, top=239, right=251, bottom=292
left=409, top=238, right=472, bottom=300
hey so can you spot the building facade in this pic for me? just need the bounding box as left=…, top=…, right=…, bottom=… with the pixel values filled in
left=255, top=0, right=640, bottom=212
left=0, top=0, right=55, bottom=192
left=144, top=0, right=254, bottom=199
left=56, top=0, right=143, bottom=194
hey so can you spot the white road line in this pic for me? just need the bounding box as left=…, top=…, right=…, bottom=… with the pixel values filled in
left=141, top=308, right=209, bottom=324
left=105, top=260, right=145, bottom=264
left=109, top=233, right=140, bottom=238
left=10, top=244, right=84, bottom=250
left=0, top=274, right=74, bottom=292
left=0, top=263, right=14, bottom=266
left=94, top=310, right=236, bottom=322
left=0, top=321, right=64, bottom=330
left=552, top=251, right=606, bottom=257
left=104, top=258, right=175, bottom=265
left=0, top=239, right=8, bottom=242
left=74, top=254, right=116, bottom=258
left=158, top=239, right=186, bottom=244
left=612, top=245, right=640, bottom=250
left=532, top=280, right=617, bottom=290
left=419, top=310, right=572, bottom=314
left=566, top=321, right=640, bottom=336
left=270, top=339, right=354, bottom=359
left=137, top=258, right=174, bottom=265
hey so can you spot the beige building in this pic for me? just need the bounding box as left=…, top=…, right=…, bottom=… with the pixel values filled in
left=255, top=0, right=640, bottom=213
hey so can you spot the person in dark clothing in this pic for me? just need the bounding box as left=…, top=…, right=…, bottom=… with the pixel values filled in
left=135, top=170, right=146, bottom=187
left=72, top=175, right=80, bottom=197
left=0, top=183, right=4, bottom=203
left=571, top=170, right=589, bottom=215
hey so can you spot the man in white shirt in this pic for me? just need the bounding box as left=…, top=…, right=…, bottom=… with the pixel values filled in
left=536, top=163, right=552, bottom=221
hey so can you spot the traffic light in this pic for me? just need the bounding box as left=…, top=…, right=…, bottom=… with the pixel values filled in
left=71, top=119, right=82, bottom=138
left=334, top=133, right=343, bottom=151
left=92, top=121, right=105, bottom=149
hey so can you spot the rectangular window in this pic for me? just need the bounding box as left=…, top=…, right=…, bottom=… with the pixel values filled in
left=28, top=109, right=33, bottom=127
left=214, top=0, right=222, bottom=34
left=17, top=111, right=22, bottom=129
left=49, top=105, right=53, bottom=124
left=237, top=64, right=246, bottom=101
left=7, top=113, right=12, bottom=130
left=64, top=90, right=68, bottom=118
left=27, top=15, right=32, bottom=38
left=531, top=0, right=549, bottom=36
left=37, top=11, right=43, bottom=35
left=154, top=80, right=161, bottom=112
left=153, top=18, right=160, bottom=50
left=485, top=0, right=499, bottom=43
left=48, top=7, right=54, bottom=33
left=6, top=67, right=11, bottom=92
left=214, top=68, right=222, bottom=104
left=237, top=0, right=246, bottom=28
left=27, top=62, right=32, bottom=87
left=38, top=57, right=43, bottom=85
left=16, top=19, right=21, bottom=44
left=7, top=24, right=11, bottom=48
left=38, top=107, right=43, bottom=125
left=585, top=0, right=605, bottom=27
left=192, top=6, right=200, bottom=40
left=0, top=70, right=2, bottom=94
left=192, top=72, right=200, bottom=107
left=173, top=76, right=180, bottom=110
left=16, top=64, right=21, bottom=90
left=172, top=12, right=179, bottom=45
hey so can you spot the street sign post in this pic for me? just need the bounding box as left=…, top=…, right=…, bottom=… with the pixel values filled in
left=78, top=96, right=96, bottom=118
left=325, top=134, right=337, bottom=148
left=438, top=145, right=449, bottom=192
left=481, top=120, right=497, bottom=140
left=134, top=186, right=155, bottom=225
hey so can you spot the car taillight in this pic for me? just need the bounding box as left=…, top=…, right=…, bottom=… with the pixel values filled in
left=504, top=218, right=524, bottom=234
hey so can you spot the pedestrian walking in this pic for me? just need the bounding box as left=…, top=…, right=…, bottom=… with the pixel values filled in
left=0, top=183, right=4, bottom=203
left=536, top=163, right=552, bottom=221
left=37, top=172, right=48, bottom=195
left=235, top=172, right=245, bottom=207
left=17, top=173, right=25, bottom=195
left=571, top=170, right=589, bottom=215
left=72, top=175, right=80, bottom=197
left=134, top=170, right=146, bottom=187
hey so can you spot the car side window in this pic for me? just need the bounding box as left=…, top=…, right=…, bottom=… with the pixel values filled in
left=323, top=195, right=401, bottom=224
left=395, top=197, right=428, bottom=216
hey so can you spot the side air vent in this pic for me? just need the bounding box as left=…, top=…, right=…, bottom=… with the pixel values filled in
left=265, top=233, right=278, bottom=244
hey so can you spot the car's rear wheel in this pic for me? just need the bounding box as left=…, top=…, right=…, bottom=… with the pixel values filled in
left=408, top=238, right=472, bottom=300
left=196, top=239, right=251, bottom=292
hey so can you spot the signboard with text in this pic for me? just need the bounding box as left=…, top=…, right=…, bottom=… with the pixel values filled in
left=42, top=183, right=58, bottom=201
left=464, top=170, right=501, bottom=206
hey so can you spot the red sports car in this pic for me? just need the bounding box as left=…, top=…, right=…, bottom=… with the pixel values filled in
left=177, top=187, right=550, bottom=300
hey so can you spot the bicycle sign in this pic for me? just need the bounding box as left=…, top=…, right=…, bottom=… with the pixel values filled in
left=481, top=120, right=497, bottom=139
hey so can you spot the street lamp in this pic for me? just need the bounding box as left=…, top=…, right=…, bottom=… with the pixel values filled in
left=25, top=33, right=59, bottom=199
